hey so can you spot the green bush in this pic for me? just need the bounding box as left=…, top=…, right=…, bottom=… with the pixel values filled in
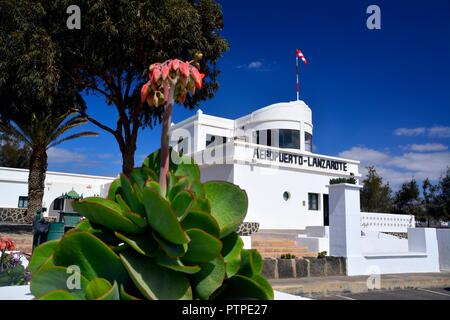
left=280, top=253, right=296, bottom=259
left=29, top=150, right=273, bottom=300
left=329, top=177, right=357, bottom=185
left=317, top=251, right=327, bottom=258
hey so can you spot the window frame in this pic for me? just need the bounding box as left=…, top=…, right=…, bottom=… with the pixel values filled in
left=18, top=196, right=28, bottom=208
left=308, top=193, right=319, bottom=211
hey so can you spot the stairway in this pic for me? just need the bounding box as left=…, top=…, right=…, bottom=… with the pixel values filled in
left=251, top=232, right=317, bottom=258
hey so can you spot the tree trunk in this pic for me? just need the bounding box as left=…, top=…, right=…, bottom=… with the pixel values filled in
left=26, top=147, right=48, bottom=224
left=121, top=142, right=136, bottom=176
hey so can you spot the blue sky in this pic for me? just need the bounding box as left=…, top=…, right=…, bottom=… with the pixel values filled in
left=48, top=0, right=450, bottom=189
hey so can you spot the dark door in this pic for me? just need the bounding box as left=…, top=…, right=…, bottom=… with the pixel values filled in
left=323, top=194, right=329, bottom=226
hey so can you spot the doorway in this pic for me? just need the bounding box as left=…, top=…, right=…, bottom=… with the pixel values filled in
left=323, top=194, right=329, bottom=226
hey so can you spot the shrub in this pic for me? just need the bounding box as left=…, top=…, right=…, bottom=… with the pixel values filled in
left=317, top=251, right=327, bottom=258
left=329, top=177, right=356, bottom=185
left=280, top=253, right=296, bottom=259
left=28, top=150, right=273, bottom=300
left=0, top=238, right=30, bottom=286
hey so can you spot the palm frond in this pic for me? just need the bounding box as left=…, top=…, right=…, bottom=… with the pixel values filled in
left=0, top=120, right=32, bottom=147
left=47, top=131, right=99, bottom=149
left=47, top=115, right=89, bottom=144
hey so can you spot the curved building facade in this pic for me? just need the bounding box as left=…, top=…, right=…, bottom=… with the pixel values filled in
left=170, top=100, right=360, bottom=230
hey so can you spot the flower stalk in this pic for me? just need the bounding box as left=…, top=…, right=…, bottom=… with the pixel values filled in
left=140, top=56, right=205, bottom=195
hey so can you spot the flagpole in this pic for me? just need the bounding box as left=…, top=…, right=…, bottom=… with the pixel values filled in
left=296, top=53, right=299, bottom=101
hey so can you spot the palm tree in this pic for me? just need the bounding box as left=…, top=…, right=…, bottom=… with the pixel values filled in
left=0, top=110, right=97, bottom=223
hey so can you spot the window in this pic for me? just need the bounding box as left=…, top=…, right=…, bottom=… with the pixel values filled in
left=53, top=198, right=64, bottom=211
left=18, top=196, right=28, bottom=208
left=305, top=132, right=313, bottom=152
left=256, top=129, right=300, bottom=149
left=206, top=134, right=227, bottom=148
left=176, top=137, right=189, bottom=155
left=279, top=129, right=300, bottom=149
left=283, top=191, right=291, bottom=201
left=308, top=193, right=319, bottom=210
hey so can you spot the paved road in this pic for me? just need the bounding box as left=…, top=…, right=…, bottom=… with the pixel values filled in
left=313, top=287, right=450, bottom=300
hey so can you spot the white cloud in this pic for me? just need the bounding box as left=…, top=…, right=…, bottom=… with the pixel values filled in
left=403, top=143, right=448, bottom=152
left=237, top=61, right=267, bottom=71
left=47, top=147, right=87, bottom=163
left=394, top=127, right=426, bottom=136
left=394, top=126, right=450, bottom=138
left=247, top=61, right=262, bottom=69
left=338, top=146, right=450, bottom=188
left=428, top=126, right=450, bottom=138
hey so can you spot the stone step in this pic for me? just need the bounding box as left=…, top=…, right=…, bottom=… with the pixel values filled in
left=258, top=251, right=318, bottom=258
left=255, top=247, right=310, bottom=254
left=252, top=240, right=298, bottom=247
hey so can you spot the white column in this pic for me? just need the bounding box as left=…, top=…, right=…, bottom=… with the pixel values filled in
left=328, top=183, right=363, bottom=258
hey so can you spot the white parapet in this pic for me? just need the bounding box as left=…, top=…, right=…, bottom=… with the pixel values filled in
left=361, top=212, right=415, bottom=233
left=328, top=183, right=441, bottom=276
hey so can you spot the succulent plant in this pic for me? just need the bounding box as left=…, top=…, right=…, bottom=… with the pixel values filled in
left=29, top=149, right=274, bottom=300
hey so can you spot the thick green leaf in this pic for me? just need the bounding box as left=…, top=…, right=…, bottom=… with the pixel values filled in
left=239, top=249, right=263, bottom=277
left=31, top=266, right=89, bottom=299
left=116, top=194, right=147, bottom=227
left=120, top=284, right=141, bottom=300
left=182, top=229, right=222, bottom=263
left=38, top=290, right=78, bottom=300
left=120, top=174, right=144, bottom=213
left=144, top=180, right=162, bottom=196
left=171, top=190, right=195, bottom=219
left=107, top=179, right=121, bottom=201
left=192, top=257, right=225, bottom=299
left=216, top=275, right=272, bottom=300
left=221, top=233, right=244, bottom=278
left=142, top=188, right=189, bottom=244
left=29, top=240, right=58, bottom=274
left=167, top=177, right=190, bottom=201
left=190, top=181, right=206, bottom=198
left=85, top=278, right=113, bottom=300
left=72, top=197, right=143, bottom=234
left=174, top=162, right=200, bottom=182
left=120, top=251, right=192, bottom=300
left=129, top=168, right=147, bottom=189
left=142, top=148, right=179, bottom=177
left=86, top=278, right=120, bottom=300
left=115, top=232, right=156, bottom=257
left=192, top=197, right=211, bottom=213
left=96, top=281, right=120, bottom=300
left=155, top=251, right=201, bottom=274
left=204, top=181, right=248, bottom=238
left=153, top=232, right=187, bottom=258
left=181, top=210, right=220, bottom=238
left=53, top=231, right=128, bottom=284
left=251, top=274, right=274, bottom=300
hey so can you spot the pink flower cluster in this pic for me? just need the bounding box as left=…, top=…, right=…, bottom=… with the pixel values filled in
left=140, top=59, right=205, bottom=107
left=0, top=237, right=16, bottom=251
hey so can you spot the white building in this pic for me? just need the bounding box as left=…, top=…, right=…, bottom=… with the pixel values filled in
left=0, top=99, right=360, bottom=231
left=0, top=166, right=114, bottom=219
left=170, top=100, right=361, bottom=230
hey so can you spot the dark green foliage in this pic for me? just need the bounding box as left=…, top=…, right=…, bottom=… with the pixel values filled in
left=29, top=150, right=273, bottom=300
left=0, top=253, right=31, bottom=287
left=1, top=0, right=229, bottom=174
left=0, top=132, right=31, bottom=168
left=329, top=177, right=356, bottom=185
left=280, top=253, right=296, bottom=259
left=393, top=178, right=423, bottom=217
left=360, top=166, right=393, bottom=213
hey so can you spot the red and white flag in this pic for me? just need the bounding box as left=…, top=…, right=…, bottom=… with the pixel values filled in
left=296, top=49, right=308, bottom=65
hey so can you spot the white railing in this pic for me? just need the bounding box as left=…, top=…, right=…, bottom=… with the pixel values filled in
left=360, top=212, right=415, bottom=233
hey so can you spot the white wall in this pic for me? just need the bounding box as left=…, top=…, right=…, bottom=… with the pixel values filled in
left=233, top=164, right=336, bottom=230
left=437, top=229, right=450, bottom=271
left=0, top=167, right=115, bottom=217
